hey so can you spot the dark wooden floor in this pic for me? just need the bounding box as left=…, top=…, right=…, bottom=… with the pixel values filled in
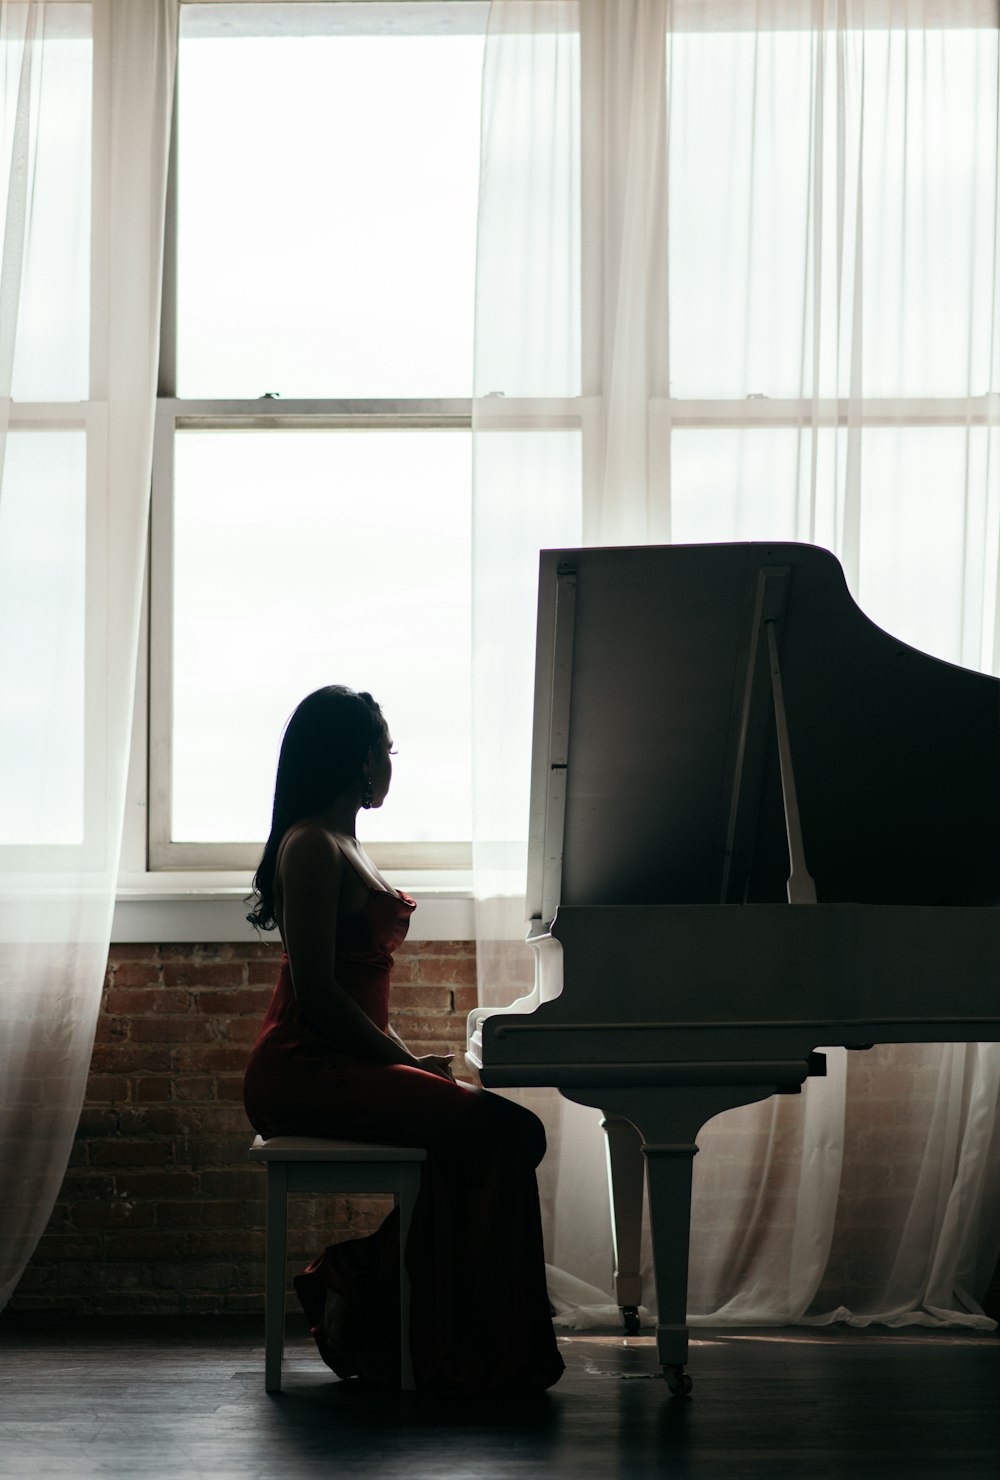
left=1, top=1316, right=998, bottom=1479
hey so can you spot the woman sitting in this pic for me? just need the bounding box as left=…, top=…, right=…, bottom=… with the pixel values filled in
left=243, top=685, right=564, bottom=1393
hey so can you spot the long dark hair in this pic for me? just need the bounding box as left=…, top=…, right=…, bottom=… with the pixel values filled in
left=247, top=685, right=386, bottom=932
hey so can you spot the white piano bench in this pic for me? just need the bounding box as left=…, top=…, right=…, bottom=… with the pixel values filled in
left=248, top=1134, right=427, bottom=1392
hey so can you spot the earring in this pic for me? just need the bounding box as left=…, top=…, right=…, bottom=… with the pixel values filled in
left=361, top=776, right=374, bottom=809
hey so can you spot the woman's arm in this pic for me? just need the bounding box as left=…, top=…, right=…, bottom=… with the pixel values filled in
left=388, top=1022, right=455, bottom=1081
left=278, top=826, right=419, bottom=1067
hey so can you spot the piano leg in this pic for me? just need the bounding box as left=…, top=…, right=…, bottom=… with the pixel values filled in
left=642, top=1137, right=698, bottom=1397
left=600, top=1112, right=645, bottom=1335
left=565, top=1083, right=782, bottom=1397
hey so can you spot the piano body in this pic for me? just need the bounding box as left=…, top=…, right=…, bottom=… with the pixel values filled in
left=465, top=541, right=1000, bottom=1395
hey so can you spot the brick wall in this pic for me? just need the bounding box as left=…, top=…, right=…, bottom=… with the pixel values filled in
left=10, top=941, right=476, bottom=1315
left=11, top=945, right=1000, bottom=1319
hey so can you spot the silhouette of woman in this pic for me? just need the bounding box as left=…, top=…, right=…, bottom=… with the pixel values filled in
left=243, top=686, right=563, bottom=1392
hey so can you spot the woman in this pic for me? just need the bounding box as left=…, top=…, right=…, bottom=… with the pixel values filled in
left=244, top=686, right=564, bottom=1393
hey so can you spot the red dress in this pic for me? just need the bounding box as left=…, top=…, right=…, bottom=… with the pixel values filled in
left=243, top=888, right=564, bottom=1394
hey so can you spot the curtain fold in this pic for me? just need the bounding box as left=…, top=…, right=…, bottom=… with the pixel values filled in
left=473, top=0, right=1000, bottom=1330
left=0, top=0, right=177, bottom=1309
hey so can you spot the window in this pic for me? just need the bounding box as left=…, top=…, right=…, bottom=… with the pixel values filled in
left=150, top=1, right=487, bottom=872
left=146, top=0, right=1000, bottom=883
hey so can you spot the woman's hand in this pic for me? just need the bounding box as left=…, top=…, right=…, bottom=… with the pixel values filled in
left=414, top=1053, right=456, bottom=1082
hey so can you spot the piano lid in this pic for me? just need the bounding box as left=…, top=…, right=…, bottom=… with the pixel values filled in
left=525, top=542, right=1000, bottom=923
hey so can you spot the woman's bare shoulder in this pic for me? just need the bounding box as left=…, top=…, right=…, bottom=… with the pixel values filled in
left=276, top=821, right=345, bottom=881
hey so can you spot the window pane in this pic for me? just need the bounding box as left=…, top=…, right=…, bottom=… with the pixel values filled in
left=0, top=431, right=86, bottom=843
left=669, top=25, right=1000, bottom=398
left=856, top=427, right=997, bottom=668
left=671, top=426, right=997, bottom=668
left=176, top=4, right=486, bottom=397
left=171, top=429, right=471, bottom=843
left=4, top=8, right=92, bottom=399
left=671, top=428, right=805, bottom=543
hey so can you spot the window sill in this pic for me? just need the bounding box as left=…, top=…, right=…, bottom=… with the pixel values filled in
left=113, top=872, right=475, bottom=943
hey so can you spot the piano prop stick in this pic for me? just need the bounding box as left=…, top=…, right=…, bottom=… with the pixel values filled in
left=467, top=541, right=1000, bottom=1397
left=765, top=617, right=817, bottom=906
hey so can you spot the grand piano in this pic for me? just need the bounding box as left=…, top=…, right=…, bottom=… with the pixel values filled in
left=465, top=541, right=1000, bottom=1395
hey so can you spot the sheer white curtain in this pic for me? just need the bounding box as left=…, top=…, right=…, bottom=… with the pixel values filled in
left=472, top=0, right=1000, bottom=1329
left=0, top=0, right=176, bottom=1308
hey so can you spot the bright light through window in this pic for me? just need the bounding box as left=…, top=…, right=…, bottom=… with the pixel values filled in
left=669, top=25, right=999, bottom=399
left=176, top=6, right=486, bottom=397
left=171, top=429, right=472, bottom=844
left=0, top=432, right=86, bottom=844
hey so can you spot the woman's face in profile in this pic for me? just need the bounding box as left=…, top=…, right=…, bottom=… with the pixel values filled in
left=368, top=730, right=393, bottom=807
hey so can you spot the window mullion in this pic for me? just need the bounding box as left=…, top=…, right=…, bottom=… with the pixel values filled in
left=661, top=396, right=1000, bottom=428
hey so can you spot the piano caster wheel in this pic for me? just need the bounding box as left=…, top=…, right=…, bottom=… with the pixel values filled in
left=622, top=1306, right=641, bottom=1335
left=664, top=1366, right=693, bottom=1398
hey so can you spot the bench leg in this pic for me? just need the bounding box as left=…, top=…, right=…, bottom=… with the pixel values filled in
left=396, top=1164, right=422, bottom=1391
left=264, top=1162, right=289, bottom=1392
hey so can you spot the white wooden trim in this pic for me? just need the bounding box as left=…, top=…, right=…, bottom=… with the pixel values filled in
left=111, top=887, right=475, bottom=942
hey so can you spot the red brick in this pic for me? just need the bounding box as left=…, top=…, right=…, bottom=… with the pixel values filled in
left=107, top=945, right=160, bottom=964
left=215, top=1075, right=245, bottom=1103
left=131, top=1016, right=213, bottom=1044
left=157, top=1200, right=243, bottom=1230
left=174, top=1046, right=249, bottom=1073
left=151, top=1261, right=239, bottom=1291
left=162, top=961, right=245, bottom=988
left=83, top=1075, right=130, bottom=1104
left=198, top=1169, right=263, bottom=1199
left=9, top=1267, right=58, bottom=1294
left=418, top=955, right=477, bottom=987
left=110, top=962, right=163, bottom=988
left=173, top=1075, right=216, bottom=1102
left=89, top=1045, right=173, bottom=1073
left=197, top=1230, right=265, bottom=1257
left=118, top=1106, right=186, bottom=1136
left=160, top=944, right=236, bottom=960
left=452, top=986, right=478, bottom=1013
left=31, top=1235, right=104, bottom=1263
left=92, top=1016, right=130, bottom=1044
left=391, top=984, right=451, bottom=1010
left=110, top=1171, right=198, bottom=1199
left=89, top=1141, right=175, bottom=1167
left=195, top=1106, right=252, bottom=1134
left=241, top=941, right=284, bottom=961
left=106, top=987, right=192, bottom=1015
left=56, top=1173, right=117, bottom=1201
left=214, top=1015, right=259, bottom=1044
left=105, top=1231, right=190, bottom=1261
left=196, top=988, right=271, bottom=1015
left=187, top=1135, right=252, bottom=1169
left=423, top=941, right=474, bottom=956
left=71, top=1200, right=155, bottom=1230
left=247, top=961, right=282, bottom=985
left=75, top=1108, right=119, bottom=1137
left=134, top=1076, right=173, bottom=1103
